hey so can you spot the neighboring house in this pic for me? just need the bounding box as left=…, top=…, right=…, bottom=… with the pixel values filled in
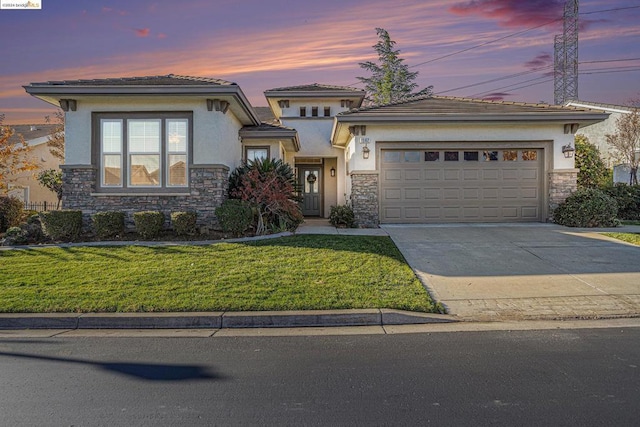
left=24, top=75, right=608, bottom=227
left=4, top=124, right=60, bottom=208
left=565, top=100, right=639, bottom=183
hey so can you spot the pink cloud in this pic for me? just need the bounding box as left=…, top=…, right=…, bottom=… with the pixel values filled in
left=134, top=28, right=151, bottom=38
left=157, top=33, right=167, bottom=39
left=102, top=6, right=128, bottom=16
left=524, top=52, right=552, bottom=69
left=449, top=0, right=563, bottom=28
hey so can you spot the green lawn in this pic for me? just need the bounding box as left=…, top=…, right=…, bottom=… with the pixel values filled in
left=602, top=232, right=640, bottom=246
left=0, top=235, right=437, bottom=313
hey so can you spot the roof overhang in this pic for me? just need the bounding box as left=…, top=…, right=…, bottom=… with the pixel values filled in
left=23, top=84, right=261, bottom=125
left=331, top=112, right=610, bottom=147
left=239, top=127, right=300, bottom=152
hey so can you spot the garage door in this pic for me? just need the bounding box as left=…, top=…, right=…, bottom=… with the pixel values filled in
left=380, top=148, right=543, bottom=223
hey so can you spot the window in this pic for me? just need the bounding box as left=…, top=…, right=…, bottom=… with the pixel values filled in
left=300, top=107, right=307, bottom=117
left=425, top=151, right=440, bottom=161
left=483, top=151, right=498, bottom=161
left=324, top=107, right=331, bottom=117
left=522, top=150, right=538, bottom=161
left=445, top=151, right=459, bottom=161
left=311, top=107, right=318, bottom=117
left=246, top=146, right=269, bottom=162
left=464, top=151, right=479, bottom=161
left=97, top=113, right=190, bottom=191
left=503, top=150, right=518, bottom=161
left=404, top=151, right=421, bottom=162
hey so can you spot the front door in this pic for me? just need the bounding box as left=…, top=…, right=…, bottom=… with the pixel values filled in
left=299, top=167, right=321, bottom=216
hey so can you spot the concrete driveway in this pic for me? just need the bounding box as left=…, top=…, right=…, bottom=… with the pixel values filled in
left=381, top=223, right=640, bottom=321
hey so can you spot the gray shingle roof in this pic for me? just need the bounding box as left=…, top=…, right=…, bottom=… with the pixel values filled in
left=3, top=124, right=58, bottom=145
left=29, top=74, right=235, bottom=87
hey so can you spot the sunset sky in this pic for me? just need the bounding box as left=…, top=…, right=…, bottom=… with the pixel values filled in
left=1, top=0, right=639, bottom=124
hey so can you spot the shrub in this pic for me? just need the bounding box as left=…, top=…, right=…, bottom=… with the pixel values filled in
left=601, top=184, right=640, bottom=221
left=329, top=204, right=356, bottom=228
left=215, top=199, right=253, bottom=237
left=228, top=158, right=303, bottom=234
left=133, top=211, right=165, bottom=239
left=92, top=211, right=125, bottom=239
left=171, top=211, right=197, bottom=236
left=575, top=135, right=610, bottom=188
left=40, top=210, right=83, bottom=241
left=1, top=226, right=28, bottom=246
left=553, top=188, right=619, bottom=227
left=0, top=196, right=23, bottom=232
left=21, top=214, right=46, bottom=243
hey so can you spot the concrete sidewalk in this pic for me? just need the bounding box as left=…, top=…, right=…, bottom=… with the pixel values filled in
left=383, top=223, right=640, bottom=321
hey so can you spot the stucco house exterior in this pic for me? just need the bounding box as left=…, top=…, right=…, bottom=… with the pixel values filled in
left=5, top=124, right=60, bottom=208
left=565, top=100, right=639, bottom=183
left=24, top=75, right=608, bottom=228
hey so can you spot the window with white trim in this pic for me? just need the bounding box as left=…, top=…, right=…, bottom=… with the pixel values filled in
left=97, top=113, right=190, bottom=191
left=245, top=146, right=269, bottom=162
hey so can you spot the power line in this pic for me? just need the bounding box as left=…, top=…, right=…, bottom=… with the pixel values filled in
left=580, top=68, right=640, bottom=75
left=580, top=57, right=640, bottom=64
left=470, top=75, right=552, bottom=98
left=435, top=65, right=552, bottom=95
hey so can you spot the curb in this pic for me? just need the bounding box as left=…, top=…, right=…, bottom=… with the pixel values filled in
left=0, top=309, right=455, bottom=330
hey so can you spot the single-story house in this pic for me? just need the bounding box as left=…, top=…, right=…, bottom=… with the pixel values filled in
left=565, top=100, right=639, bottom=183
left=24, top=75, right=608, bottom=227
left=4, top=124, right=60, bottom=208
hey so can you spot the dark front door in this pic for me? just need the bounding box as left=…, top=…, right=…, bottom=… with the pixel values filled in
left=299, top=167, right=321, bottom=216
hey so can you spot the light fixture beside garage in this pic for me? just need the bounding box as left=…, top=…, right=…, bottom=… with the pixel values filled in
left=362, top=145, right=370, bottom=159
left=562, top=143, right=575, bottom=158
left=330, top=167, right=336, bottom=177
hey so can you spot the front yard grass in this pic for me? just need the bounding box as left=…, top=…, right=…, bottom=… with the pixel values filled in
left=0, top=235, right=437, bottom=313
left=602, top=232, right=640, bottom=246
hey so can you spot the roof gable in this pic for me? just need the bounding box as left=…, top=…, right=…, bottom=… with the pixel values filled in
left=265, top=83, right=364, bottom=93
left=29, top=74, right=235, bottom=87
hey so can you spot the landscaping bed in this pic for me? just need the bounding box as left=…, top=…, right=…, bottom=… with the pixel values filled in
left=0, top=235, right=439, bottom=313
left=602, top=232, right=640, bottom=246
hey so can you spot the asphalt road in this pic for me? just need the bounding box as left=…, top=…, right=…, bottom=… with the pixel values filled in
left=1, top=327, right=639, bottom=426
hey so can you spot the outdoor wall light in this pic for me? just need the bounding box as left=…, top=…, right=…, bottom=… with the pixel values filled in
left=362, top=145, right=370, bottom=160
left=562, top=143, right=575, bottom=158
left=330, top=167, right=336, bottom=177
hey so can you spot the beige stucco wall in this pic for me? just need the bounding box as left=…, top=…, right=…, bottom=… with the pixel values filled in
left=280, top=99, right=351, bottom=120
left=575, top=111, right=626, bottom=167
left=64, top=96, right=244, bottom=169
left=9, top=140, right=60, bottom=204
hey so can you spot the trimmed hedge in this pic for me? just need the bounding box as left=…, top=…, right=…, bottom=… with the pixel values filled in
left=215, top=199, right=253, bottom=236
left=133, top=211, right=165, bottom=239
left=329, top=204, right=356, bottom=228
left=553, top=188, right=619, bottom=228
left=92, top=211, right=125, bottom=239
left=0, top=196, right=23, bottom=233
left=40, top=210, right=83, bottom=241
left=171, top=211, right=197, bottom=236
left=601, top=184, right=640, bottom=221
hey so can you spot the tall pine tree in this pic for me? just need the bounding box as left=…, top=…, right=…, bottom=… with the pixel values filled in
left=357, top=28, right=432, bottom=105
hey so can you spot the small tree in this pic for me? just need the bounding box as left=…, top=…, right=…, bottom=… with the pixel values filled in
left=357, top=28, right=432, bottom=105
left=606, top=109, right=640, bottom=185
left=575, top=135, right=609, bottom=188
left=0, top=125, right=38, bottom=192
left=44, top=110, right=65, bottom=161
left=37, top=169, right=63, bottom=208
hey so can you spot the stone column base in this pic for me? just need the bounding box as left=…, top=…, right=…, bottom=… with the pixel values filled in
left=548, top=168, right=578, bottom=218
left=350, top=171, right=379, bottom=228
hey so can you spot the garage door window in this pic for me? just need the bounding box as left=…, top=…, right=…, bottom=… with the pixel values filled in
left=483, top=151, right=499, bottom=161
left=522, top=150, right=538, bottom=161
left=383, top=151, right=401, bottom=163
left=464, top=151, right=479, bottom=161
left=503, top=150, right=518, bottom=161
left=445, top=151, right=459, bottom=161
left=405, top=151, right=421, bottom=162
left=425, top=151, right=440, bottom=161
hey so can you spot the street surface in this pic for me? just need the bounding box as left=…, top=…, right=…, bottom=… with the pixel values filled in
left=1, top=326, right=639, bottom=426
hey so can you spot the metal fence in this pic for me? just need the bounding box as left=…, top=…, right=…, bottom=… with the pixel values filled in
left=23, top=201, right=60, bottom=212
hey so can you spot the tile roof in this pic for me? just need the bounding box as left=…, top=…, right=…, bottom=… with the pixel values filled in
left=3, top=124, right=58, bottom=145
left=29, top=74, right=235, bottom=87
left=565, top=100, right=638, bottom=111
left=254, top=106, right=277, bottom=123
left=240, top=122, right=296, bottom=133
left=339, top=95, right=606, bottom=116
left=265, top=83, right=364, bottom=93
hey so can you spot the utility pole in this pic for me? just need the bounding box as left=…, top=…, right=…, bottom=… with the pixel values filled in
left=554, top=0, right=579, bottom=105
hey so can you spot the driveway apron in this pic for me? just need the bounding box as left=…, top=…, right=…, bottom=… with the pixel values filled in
left=381, top=224, right=640, bottom=321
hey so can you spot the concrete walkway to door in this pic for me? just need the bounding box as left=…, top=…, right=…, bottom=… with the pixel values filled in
left=381, top=223, right=640, bottom=321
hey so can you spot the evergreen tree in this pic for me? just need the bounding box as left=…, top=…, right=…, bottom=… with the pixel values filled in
left=357, top=28, right=431, bottom=105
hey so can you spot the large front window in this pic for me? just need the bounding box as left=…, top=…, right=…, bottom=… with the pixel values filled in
left=97, top=114, right=190, bottom=190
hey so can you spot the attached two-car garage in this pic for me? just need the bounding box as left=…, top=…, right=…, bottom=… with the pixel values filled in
left=380, top=146, right=544, bottom=223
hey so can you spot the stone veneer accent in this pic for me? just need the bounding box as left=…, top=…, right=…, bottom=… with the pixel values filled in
left=548, top=168, right=578, bottom=217
left=350, top=171, right=379, bottom=228
left=61, top=164, right=229, bottom=231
